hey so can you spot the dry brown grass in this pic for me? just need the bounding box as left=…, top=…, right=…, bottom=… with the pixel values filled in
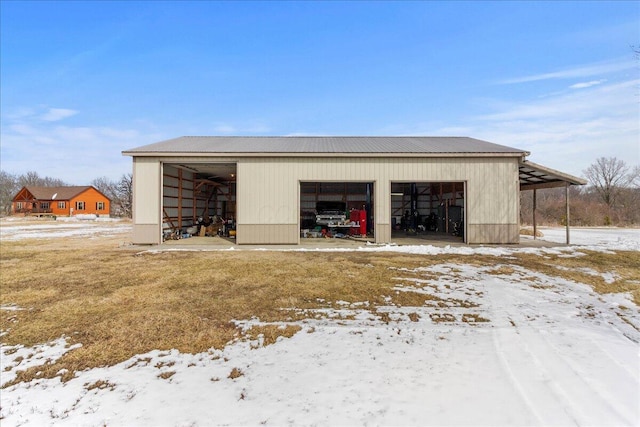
left=430, top=313, right=457, bottom=323
left=1, top=231, right=638, bottom=387
left=508, top=251, right=640, bottom=304
left=243, top=325, right=302, bottom=347
left=407, top=312, right=420, bottom=322
left=461, top=313, right=490, bottom=323
left=85, top=379, right=116, bottom=391
left=228, top=367, right=244, bottom=379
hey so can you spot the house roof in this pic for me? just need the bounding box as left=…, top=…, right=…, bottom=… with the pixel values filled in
left=18, top=186, right=107, bottom=201
left=123, top=136, right=529, bottom=157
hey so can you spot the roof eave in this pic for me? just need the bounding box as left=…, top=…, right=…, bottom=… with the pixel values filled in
left=122, top=151, right=526, bottom=158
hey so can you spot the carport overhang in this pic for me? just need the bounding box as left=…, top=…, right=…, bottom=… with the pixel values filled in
left=519, top=160, right=587, bottom=191
left=518, top=160, right=587, bottom=244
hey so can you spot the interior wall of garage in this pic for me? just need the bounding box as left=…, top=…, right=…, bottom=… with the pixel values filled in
left=390, top=182, right=465, bottom=237
left=162, top=165, right=236, bottom=234
left=163, top=165, right=195, bottom=232
left=236, top=156, right=520, bottom=244
left=132, top=157, right=238, bottom=244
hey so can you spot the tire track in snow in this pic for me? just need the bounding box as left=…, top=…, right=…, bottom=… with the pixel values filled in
left=589, top=334, right=638, bottom=379
left=489, top=312, right=581, bottom=426
left=532, top=326, right=638, bottom=425
left=490, top=327, right=547, bottom=425
left=487, top=278, right=635, bottom=426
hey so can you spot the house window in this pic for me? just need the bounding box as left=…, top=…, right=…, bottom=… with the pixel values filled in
left=16, top=202, right=23, bottom=210
left=76, top=201, right=85, bottom=210
left=58, top=201, right=66, bottom=209
left=40, top=202, right=50, bottom=210
left=96, top=201, right=105, bottom=210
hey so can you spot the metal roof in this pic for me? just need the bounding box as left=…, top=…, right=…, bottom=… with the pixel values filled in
left=519, top=160, right=586, bottom=190
left=123, top=136, right=528, bottom=156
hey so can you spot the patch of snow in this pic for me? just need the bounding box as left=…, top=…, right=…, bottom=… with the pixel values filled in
left=0, top=221, right=131, bottom=241
left=1, top=263, right=638, bottom=426
left=74, top=214, right=98, bottom=220
left=0, top=305, right=25, bottom=312
left=535, top=227, right=640, bottom=252
left=1, top=337, right=82, bottom=385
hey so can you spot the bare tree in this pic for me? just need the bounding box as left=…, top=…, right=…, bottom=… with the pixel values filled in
left=631, top=165, right=640, bottom=188
left=91, top=176, right=113, bottom=194
left=583, top=157, right=632, bottom=210
left=91, top=176, right=119, bottom=216
left=17, top=171, right=44, bottom=187
left=115, top=173, right=133, bottom=218
left=16, top=171, right=66, bottom=187
left=0, top=170, right=19, bottom=215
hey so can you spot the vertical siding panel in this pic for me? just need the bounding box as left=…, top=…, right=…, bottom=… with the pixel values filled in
left=133, top=158, right=161, bottom=224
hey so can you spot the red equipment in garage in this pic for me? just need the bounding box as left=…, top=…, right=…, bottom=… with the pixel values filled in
left=349, top=208, right=367, bottom=236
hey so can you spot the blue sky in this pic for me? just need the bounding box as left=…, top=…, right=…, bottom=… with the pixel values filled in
left=1, top=1, right=638, bottom=184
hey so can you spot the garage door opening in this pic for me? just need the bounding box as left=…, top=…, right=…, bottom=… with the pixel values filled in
left=300, top=182, right=374, bottom=240
left=162, top=163, right=237, bottom=244
left=391, top=182, right=465, bottom=243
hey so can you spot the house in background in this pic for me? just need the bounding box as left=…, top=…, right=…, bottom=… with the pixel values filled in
left=12, top=186, right=111, bottom=217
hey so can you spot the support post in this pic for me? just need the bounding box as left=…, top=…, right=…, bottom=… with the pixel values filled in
left=429, top=184, right=433, bottom=215
left=445, top=199, right=449, bottom=234
left=178, top=169, right=184, bottom=229
left=410, top=183, right=418, bottom=233
left=533, top=188, right=537, bottom=240
left=193, top=185, right=197, bottom=224
left=565, top=182, right=570, bottom=245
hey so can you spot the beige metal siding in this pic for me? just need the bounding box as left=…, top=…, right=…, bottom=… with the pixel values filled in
left=236, top=225, right=298, bottom=244
left=467, top=224, right=520, bottom=244
left=237, top=159, right=299, bottom=224
left=132, top=158, right=161, bottom=244
left=132, top=224, right=160, bottom=245
left=237, top=157, right=520, bottom=244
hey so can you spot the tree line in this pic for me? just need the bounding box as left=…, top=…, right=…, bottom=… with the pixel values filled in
left=0, top=170, right=132, bottom=217
left=521, top=157, right=639, bottom=226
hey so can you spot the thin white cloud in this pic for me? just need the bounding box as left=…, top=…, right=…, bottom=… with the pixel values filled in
left=498, top=58, right=635, bottom=85
left=478, top=79, right=638, bottom=122
left=40, top=108, right=78, bottom=122
left=367, top=78, right=638, bottom=177
left=214, top=124, right=236, bottom=134
left=285, top=132, right=316, bottom=136
left=569, top=79, right=607, bottom=89
left=0, top=110, right=164, bottom=184
left=212, top=122, right=271, bottom=135
left=469, top=78, right=640, bottom=176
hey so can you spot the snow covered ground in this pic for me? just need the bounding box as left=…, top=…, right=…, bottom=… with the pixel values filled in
left=535, top=226, right=640, bottom=251
left=1, top=226, right=639, bottom=426
left=0, top=217, right=131, bottom=241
